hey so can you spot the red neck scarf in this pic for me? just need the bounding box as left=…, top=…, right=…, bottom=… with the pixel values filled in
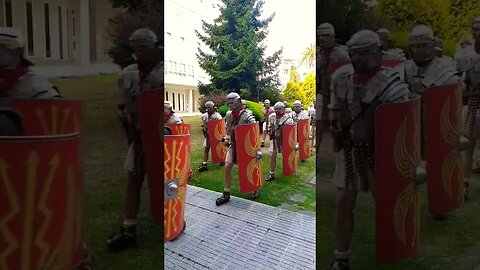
left=232, top=109, right=244, bottom=120
left=353, top=66, right=381, bottom=85
left=276, top=113, right=284, bottom=119
left=320, top=47, right=333, bottom=60
left=164, top=113, right=173, bottom=122
left=0, top=67, right=29, bottom=93
left=207, top=111, right=214, bottom=117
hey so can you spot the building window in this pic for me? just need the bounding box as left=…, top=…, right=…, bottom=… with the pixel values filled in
left=165, top=91, right=168, bottom=101
left=180, top=64, right=186, bottom=75
left=173, top=62, right=177, bottom=73
left=44, top=3, right=51, bottom=58
left=172, top=93, right=175, bottom=110
left=178, top=93, right=181, bottom=110
left=5, top=0, right=12, bottom=27
left=58, top=6, right=64, bottom=59
left=72, top=10, right=75, bottom=36
left=183, top=94, right=185, bottom=111
left=26, top=1, right=34, bottom=56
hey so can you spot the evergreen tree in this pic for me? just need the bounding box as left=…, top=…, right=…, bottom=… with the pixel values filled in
left=300, top=72, right=316, bottom=107
left=196, top=0, right=282, bottom=98
left=317, top=0, right=367, bottom=43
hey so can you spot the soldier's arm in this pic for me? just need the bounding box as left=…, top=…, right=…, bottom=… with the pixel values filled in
left=30, top=75, right=60, bottom=99
left=380, top=79, right=410, bottom=104
left=327, top=70, right=342, bottom=124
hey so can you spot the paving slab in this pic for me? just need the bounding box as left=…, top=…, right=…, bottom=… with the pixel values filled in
left=165, top=185, right=316, bottom=270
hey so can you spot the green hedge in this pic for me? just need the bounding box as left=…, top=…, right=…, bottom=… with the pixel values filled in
left=218, top=100, right=264, bottom=121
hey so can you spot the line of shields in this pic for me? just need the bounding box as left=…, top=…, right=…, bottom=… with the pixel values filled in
left=0, top=99, right=85, bottom=269
left=137, top=90, right=314, bottom=242
left=328, top=61, right=469, bottom=262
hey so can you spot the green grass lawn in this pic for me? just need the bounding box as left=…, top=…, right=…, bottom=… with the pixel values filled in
left=316, top=136, right=480, bottom=270
left=183, top=116, right=316, bottom=212
left=52, top=74, right=315, bottom=269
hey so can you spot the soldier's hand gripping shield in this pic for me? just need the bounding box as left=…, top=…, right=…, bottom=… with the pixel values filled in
left=138, top=90, right=188, bottom=243
left=0, top=101, right=85, bottom=269
left=298, top=119, right=311, bottom=161
left=0, top=99, right=81, bottom=135
left=424, top=83, right=466, bottom=215
left=234, top=122, right=263, bottom=193
left=282, top=123, right=298, bottom=176
left=208, top=119, right=227, bottom=164
left=375, top=96, right=424, bottom=262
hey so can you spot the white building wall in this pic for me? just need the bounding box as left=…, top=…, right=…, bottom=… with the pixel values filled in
left=3, top=0, right=119, bottom=77
left=164, top=0, right=218, bottom=114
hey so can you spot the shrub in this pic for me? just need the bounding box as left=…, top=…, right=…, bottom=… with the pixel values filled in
left=197, top=93, right=228, bottom=114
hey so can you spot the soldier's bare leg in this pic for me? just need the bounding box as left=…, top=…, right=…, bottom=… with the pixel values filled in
left=124, top=172, right=145, bottom=219
left=216, top=149, right=234, bottom=206
left=311, top=125, right=316, bottom=156
left=333, top=189, right=357, bottom=267
left=198, top=139, right=210, bottom=172
left=261, top=122, right=267, bottom=147
left=266, top=143, right=277, bottom=181
left=267, top=151, right=277, bottom=181
left=463, top=138, right=476, bottom=200
left=107, top=172, right=145, bottom=252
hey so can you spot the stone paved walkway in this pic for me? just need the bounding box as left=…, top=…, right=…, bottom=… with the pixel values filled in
left=164, top=185, right=316, bottom=269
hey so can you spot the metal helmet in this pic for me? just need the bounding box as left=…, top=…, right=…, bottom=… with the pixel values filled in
left=473, top=17, right=480, bottom=29
left=129, top=28, right=158, bottom=48
left=409, top=25, right=434, bottom=44
left=377, top=28, right=391, bottom=49
left=409, top=25, right=436, bottom=63
left=205, top=101, right=214, bottom=108
left=317, top=23, right=335, bottom=48
left=264, top=99, right=270, bottom=105
left=317, top=23, right=335, bottom=35
left=293, top=100, right=303, bottom=112
left=226, top=92, right=241, bottom=111
left=0, top=27, right=24, bottom=49
left=164, top=101, right=173, bottom=114
left=274, top=101, right=285, bottom=110
left=347, top=30, right=381, bottom=50
left=227, top=92, right=240, bottom=101
left=473, top=17, right=480, bottom=38
left=377, top=28, right=391, bottom=39
left=346, top=30, right=382, bottom=71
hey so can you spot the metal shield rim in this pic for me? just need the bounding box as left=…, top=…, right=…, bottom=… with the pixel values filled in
left=0, top=132, right=80, bottom=141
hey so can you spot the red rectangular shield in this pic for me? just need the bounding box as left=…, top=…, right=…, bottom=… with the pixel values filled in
left=375, top=97, right=422, bottom=262
left=0, top=134, right=84, bottom=269
left=208, top=119, right=227, bottom=164
left=424, top=83, right=464, bottom=215
left=298, top=119, right=311, bottom=161
left=137, top=89, right=165, bottom=226
left=282, top=124, right=297, bottom=176
left=166, top=124, right=191, bottom=135
left=234, top=123, right=263, bottom=193
left=164, top=134, right=189, bottom=242
left=0, top=99, right=81, bottom=135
